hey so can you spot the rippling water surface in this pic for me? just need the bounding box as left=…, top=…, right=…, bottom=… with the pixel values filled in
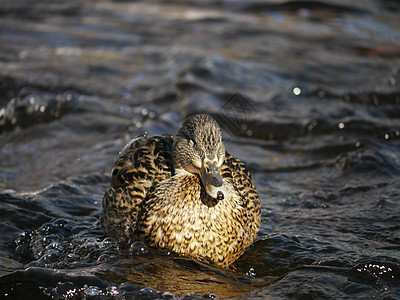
left=1, top=0, right=400, bottom=298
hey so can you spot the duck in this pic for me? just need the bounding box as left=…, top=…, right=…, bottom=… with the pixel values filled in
left=101, top=114, right=261, bottom=267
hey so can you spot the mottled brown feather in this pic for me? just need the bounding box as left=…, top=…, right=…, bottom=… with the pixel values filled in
left=101, top=119, right=261, bottom=267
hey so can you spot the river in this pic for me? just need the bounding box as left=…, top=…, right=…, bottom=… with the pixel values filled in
left=1, top=0, right=399, bottom=298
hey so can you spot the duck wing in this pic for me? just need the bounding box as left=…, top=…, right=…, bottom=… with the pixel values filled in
left=101, top=134, right=174, bottom=245
left=221, top=152, right=261, bottom=246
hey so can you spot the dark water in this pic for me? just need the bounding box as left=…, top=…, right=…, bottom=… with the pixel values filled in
left=1, top=0, right=400, bottom=298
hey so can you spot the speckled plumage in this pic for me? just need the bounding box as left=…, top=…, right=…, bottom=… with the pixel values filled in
left=101, top=114, right=261, bottom=267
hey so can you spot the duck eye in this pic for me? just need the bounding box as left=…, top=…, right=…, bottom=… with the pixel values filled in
left=188, top=139, right=195, bottom=146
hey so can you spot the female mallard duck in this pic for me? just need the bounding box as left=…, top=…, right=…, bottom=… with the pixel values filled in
left=101, top=114, right=261, bottom=267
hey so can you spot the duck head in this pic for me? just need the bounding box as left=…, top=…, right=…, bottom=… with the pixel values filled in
left=173, top=114, right=227, bottom=200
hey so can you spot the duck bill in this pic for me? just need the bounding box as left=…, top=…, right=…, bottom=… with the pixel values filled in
left=200, top=159, right=226, bottom=200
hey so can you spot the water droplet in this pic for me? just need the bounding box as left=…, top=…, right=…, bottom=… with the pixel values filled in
left=293, top=87, right=301, bottom=96
left=338, top=122, right=345, bottom=129
left=246, top=267, right=256, bottom=276
left=384, top=133, right=389, bottom=140
left=107, top=286, right=119, bottom=296
left=141, top=108, right=149, bottom=116
left=84, top=286, right=101, bottom=296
